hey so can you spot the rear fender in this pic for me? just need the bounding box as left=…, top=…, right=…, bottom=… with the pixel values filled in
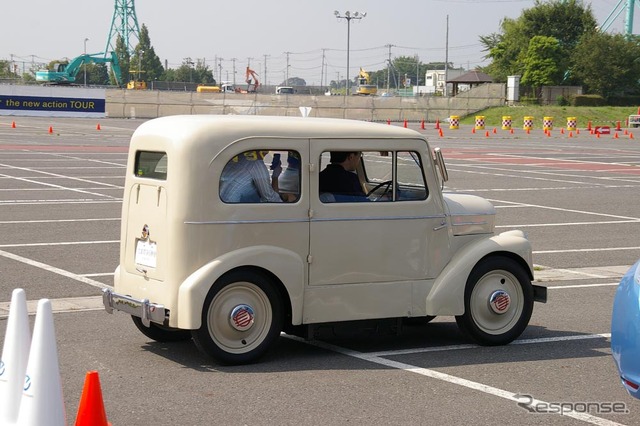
left=426, top=230, right=533, bottom=316
left=176, top=246, right=305, bottom=329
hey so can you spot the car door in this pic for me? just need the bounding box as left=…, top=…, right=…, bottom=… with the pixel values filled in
left=304, top=138, right=449, bottom=323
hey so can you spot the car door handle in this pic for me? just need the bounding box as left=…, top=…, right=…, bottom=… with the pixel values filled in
left=433, top=221, right=447, bottom=231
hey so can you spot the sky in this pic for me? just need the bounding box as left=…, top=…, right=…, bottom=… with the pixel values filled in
left=4, top=0, right=638, bottom=86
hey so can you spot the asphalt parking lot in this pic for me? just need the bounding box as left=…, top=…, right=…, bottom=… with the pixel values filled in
left=0, top=116, right=639, bottom=425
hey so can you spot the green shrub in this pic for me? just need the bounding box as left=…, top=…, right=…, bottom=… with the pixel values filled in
left=520, top=96, right=540, bottom=105
left=572, top=95, right=606, bottom=106
left=607, top=96, right=640, bottom=106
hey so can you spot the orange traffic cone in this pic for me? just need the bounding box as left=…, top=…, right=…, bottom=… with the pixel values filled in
left=403, top=119, right=408, bottom=128
left=387, top=119, right=391, bottom=125
left=614, top=132, right=619, bottom=139
left=420, top=119, right=425, bottom=130
left=435, top=119, right=440, bottom=130
left=472, top=127, right=476, bottom=134
left=569, top=131, right=573, bottom=138
left=510, top=128, right=514, bottom=134
left=48, top=126, right=53, bottom=134
left=75, top=371, right=111, bottom=426
left=96, top=123, right=101, bottom=130
left=438, top=128, right=443, bottom=138
left=630, top=132, right=634, bottom=139
left=11, top=121, right=16, bottom=128
left=560, top=128, right=565, bottom=134
left=493, top=127, right=497, bottom=134
left=485, top=130, right=490, bottom=138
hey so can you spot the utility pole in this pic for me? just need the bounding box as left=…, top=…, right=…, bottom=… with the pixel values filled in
left=321, top=48, right=327, bottom=89
left=444, top=15, right=449, bottom=97
left=334, top=10, right=367, bottom=97
left=231, top=58, right=237, bottom=85
left=263, top=54, right=269, bottom=86
left=385, top=44, right=394, bottom=93
left=285, top=52, right=291, bottom=85
left=83, top=37, right=89, bottom=87
left=415, top=54, right=419, bottom=96
left=218, top=57, right=223, bottom=84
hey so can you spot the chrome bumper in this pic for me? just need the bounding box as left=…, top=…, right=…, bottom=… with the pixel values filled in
left=102, top=288, right=168, bottom=326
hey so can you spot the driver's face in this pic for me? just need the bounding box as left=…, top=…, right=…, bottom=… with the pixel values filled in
left=346, top=152, right=361, bottom=171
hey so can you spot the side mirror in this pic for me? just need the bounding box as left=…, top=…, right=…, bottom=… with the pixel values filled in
left=434, top=147, right=449, bottom=184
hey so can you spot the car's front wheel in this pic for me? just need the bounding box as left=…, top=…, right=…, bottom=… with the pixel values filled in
left=192, top=270, right=283, bottom=365
left=455, top=256, right=533, bottom=345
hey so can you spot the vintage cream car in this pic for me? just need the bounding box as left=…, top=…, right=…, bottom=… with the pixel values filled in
left=103, top=115, right=547, bottom=365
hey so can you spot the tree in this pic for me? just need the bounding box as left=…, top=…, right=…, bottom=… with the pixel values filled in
left=521, top=36, right=563, bottom=96
left=280, top=77, right=306, bottom=86
left=167, top=58, right=213, bottom=84
left=571, top=32, right=640, bottom=97
left=480, top=0, right=597, bottom=82
left=85, top=63, right=110, bottom=85
left=132, top=24, right=164, bottom=84
left=114, top=35, right=130, bottom=86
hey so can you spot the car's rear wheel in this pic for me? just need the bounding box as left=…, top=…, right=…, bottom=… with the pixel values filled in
left=192, top=270, right=283, bottom=365
left=131, top=316, right=192, bottom=342
left=455, top=256, right=533, bottom=345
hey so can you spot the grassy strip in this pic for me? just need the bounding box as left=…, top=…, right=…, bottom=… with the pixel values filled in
left=459, top=106, right=639, bottom=127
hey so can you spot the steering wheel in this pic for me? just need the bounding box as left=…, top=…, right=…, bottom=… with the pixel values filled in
left=366, top=180, right=393, bottom=201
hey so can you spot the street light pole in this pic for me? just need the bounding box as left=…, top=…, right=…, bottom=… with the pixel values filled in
left=334, top=10, right=366, bottom=97
left=83, top=37, right=89, bottom=87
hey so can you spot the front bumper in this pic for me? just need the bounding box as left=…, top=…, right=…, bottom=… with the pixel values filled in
left=102, top=288, right=168, bottom=326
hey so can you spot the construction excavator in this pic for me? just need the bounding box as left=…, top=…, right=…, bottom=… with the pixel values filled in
left=245, top=67, right=260, bottom=93
left=35, top=51, right=122, bottom=86
left=356, top=68, right=377, bottom=95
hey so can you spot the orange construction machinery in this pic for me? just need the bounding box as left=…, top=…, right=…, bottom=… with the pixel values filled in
left=245, top=67, right=259, bottom=93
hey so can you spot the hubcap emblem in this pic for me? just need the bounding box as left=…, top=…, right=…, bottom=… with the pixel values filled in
left=489, top=290, right=511, bottom=314
left=230, top=304, right=255, bottom=331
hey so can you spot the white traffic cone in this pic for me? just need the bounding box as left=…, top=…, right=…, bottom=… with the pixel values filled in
left=0, top=288, right=31, bottom=425
left=15, top=299, right=66, bottom=426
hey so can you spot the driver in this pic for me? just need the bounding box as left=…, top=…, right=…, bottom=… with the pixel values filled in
left=319, top=151, right=367, bottom=201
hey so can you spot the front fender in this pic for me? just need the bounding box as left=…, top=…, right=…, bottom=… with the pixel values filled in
left=176, top=245, right=305, bottom=329
left=426, top=230, right=533, bottom=316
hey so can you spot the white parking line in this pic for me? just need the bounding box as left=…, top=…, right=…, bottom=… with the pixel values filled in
left=285, top=335, right=624, bottom=426
left=535, top=247, right=640, bottom=254
left=0, top=218, right=119, bottom=224
left=0, top=240, right=118, bottom=248
left=0, top=249, right=108, bottom=290
left=361, top=333, right=611, bottom=358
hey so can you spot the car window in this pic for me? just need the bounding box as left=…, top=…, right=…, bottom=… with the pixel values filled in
left=318, top=150, right=427, bottom=203
left=135, top=151, right=167, bottom=180
left=219, top=150, right=300, bottom=204
left=396, top=151, right=428, bottom=201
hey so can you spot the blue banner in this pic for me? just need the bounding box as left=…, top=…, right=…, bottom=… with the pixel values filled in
left=0, top=95, right=105, bottom=113
left=0, top=86, right=107, bottom=117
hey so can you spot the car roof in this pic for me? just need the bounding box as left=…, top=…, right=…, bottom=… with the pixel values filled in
left=131, top=115, right=425, bottom=155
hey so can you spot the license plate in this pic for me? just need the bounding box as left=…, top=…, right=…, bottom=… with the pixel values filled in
left=135, top=239, right=157, bottom=268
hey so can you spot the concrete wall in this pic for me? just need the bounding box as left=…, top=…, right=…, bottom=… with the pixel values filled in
left=106, top=83, right=506, bottom=121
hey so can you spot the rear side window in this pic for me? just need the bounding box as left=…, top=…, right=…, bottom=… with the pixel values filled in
left=220, top=150, right=301, bottom=203
left=135, top=151, right=167, bottom=180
